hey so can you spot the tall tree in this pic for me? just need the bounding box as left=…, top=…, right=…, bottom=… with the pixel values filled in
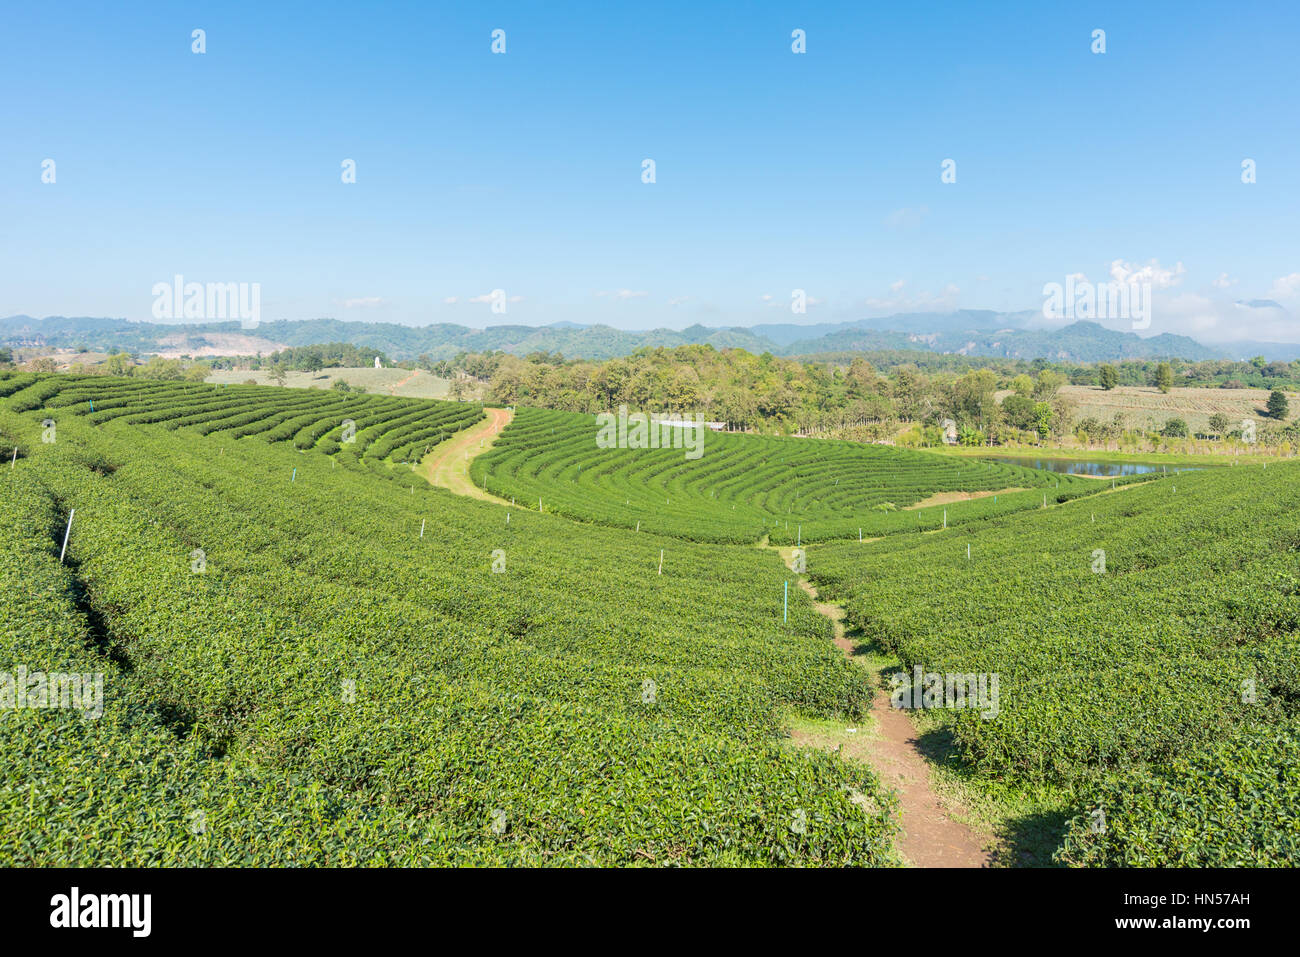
left=1155, top=362, right=1173, bottom=394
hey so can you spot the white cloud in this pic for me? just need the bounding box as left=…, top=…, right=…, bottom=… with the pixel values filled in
left=1109, top=258, right=1185, bottom=290
left=342, top=296, right=386, bottom=308
left=1158, top=292, right=1296, bottom=344
left=443, top=296, right=458, bottom=304
left=1211, top=273, right=1236, bottom=289
left=889, top=279, right=906, bottom=294
left=668, top=296, right=690, bottom=307
left=1269, top=273, right=1300, bottom=299
left=594, top=289, right=648, bottom=300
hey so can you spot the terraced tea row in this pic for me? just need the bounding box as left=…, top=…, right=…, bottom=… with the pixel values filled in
left=0, top=396, right=895, bottom=866
left=1, top=373, right=483, bottom=473
left=807, top=463, right=1300, bottom=865
left=472, top=407, right=1147, bottom=543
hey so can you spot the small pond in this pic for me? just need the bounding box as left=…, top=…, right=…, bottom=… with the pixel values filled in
left=982, top=456, right=1194, bottom=477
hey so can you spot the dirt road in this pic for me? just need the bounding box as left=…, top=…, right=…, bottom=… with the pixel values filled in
left=414, top=406, right=514, bottom=504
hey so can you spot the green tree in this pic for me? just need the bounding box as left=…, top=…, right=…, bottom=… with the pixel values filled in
left=1208, top=412, right=1230, bottom=438
left=1155, top=362, right=1173, bottom=394
left=1098, top=364, right=1119, bottom=390
left=1032, top=370, right=1066, bottom=401
left=184, top=361, right=212, bottom=382
left=104, top=352, right=132, bottom=376
left=270, top=365, right=288, bottom=387
left=1267, top=389, right=1289, bottom=420
left=1034, top=402, right=1053, bottom=441
left=1009, top=373, right=1034, bottom=396
left=1000, top=393, right=1038, bottom=431
left=1162, top=417, right=1189, bottom=438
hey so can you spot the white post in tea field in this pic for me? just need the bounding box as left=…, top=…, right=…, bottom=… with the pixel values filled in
left=420, top=519, right=425, bottom=538
left=658, top=549, right=664, bottom=575
left=59, top=509, right=75, bottom=564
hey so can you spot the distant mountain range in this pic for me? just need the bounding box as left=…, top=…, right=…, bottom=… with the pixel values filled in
left=4, top=312, right=1298, bottom=364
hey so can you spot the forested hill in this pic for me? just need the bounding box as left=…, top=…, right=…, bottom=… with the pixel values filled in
left=2, top=313, right=1287, bottom=363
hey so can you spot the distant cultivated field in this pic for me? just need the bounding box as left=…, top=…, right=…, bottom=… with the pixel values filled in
left=1037, top=385, right=1296, bottom=432
left=206, top=366, right=451, bottom=398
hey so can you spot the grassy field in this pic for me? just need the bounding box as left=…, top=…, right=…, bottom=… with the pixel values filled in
left=206, top=366, right=451, bottom=398
left=1049, top=384, right=1298, bottom=432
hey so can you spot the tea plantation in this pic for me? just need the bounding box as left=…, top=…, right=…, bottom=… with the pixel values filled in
left=0, top=373, right=894, bottom=865
left=808, top=462, right=1300, bottom=865
left=3, top=372, right=1294, bottom=866
left=472, top=407, right=1145, bottom=544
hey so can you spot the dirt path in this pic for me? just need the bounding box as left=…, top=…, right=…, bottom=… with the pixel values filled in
left=907, top=487, right=1026, bottom=509
left=774, top=545, right=992, bottom=868
left=413, top=406, right=514, bottom=504
left=387, top=370, right=421, bottom=394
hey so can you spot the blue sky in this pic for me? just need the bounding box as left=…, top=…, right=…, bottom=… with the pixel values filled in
left=3, top=0, right=1299, bottom=342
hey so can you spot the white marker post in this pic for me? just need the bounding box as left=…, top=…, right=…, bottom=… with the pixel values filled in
left=59, top=509, right=75, bottom=564
left=10, top=447, right=16, bottom=469
left=658, top=549, right=664, bottom=575
left=420, top=519, right=425, bottom=538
